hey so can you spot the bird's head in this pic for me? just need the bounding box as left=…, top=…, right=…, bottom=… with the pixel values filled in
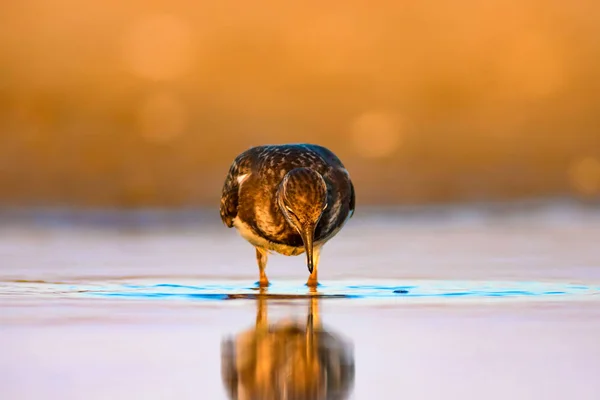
left=277, top=168, right=328, bottom=274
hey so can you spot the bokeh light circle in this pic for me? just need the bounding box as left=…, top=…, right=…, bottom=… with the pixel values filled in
left=122, top=14, right=193, bottom=81
left=350, top=111, right=405, bottom=159
left=569, top=157, right=600, bottom=196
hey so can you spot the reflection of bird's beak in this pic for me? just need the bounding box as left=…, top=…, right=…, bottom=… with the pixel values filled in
left=301, top=225, right=315, bottom=274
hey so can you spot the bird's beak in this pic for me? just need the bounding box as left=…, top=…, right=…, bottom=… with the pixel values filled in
left=300, top=224, right=316, bottom=274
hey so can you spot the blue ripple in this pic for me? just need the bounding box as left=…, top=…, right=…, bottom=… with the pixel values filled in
left=5, top=279, right=599, bottom=302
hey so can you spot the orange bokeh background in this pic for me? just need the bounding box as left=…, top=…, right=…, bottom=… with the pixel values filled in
left=1, top=0, right=599, bottom=207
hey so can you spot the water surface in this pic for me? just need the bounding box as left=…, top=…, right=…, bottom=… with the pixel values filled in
left=1, top=203, right=600, bottom=399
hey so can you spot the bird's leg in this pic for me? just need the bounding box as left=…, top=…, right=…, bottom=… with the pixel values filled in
left=256, top=293, right=268, bottom=331
left=308, top=296, right=321, bottom=329
left=256, top=247, right=270, bottom=287
left=306, top=246, right=321, bottom=288
left=305, top=297, right=320, bottom=364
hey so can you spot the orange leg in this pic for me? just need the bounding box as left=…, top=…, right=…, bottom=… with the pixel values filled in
left=256, top=247, right=270, bottom=287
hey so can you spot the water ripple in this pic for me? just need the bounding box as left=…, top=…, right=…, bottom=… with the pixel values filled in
left=0, top=279, right=599, bottom=302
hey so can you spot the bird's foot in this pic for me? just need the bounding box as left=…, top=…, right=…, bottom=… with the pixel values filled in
left=254, top=279, right=270, bottom=288
left=305, top=279, right=321, bottom=288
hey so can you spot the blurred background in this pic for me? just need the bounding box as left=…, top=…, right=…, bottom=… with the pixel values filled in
left=1, top=0, right=600, bottom=209
left=3, top=4, right=600, bottom=399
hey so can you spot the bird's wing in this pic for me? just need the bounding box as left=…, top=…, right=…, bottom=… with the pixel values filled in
left=219, top=150, right=254, bottom=228
left=348, top=179, right=356, bottom=219
left=303, top=144, right=347, bottom=170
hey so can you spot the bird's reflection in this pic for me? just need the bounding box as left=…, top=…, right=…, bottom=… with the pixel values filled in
left=221, top=292, right=355, bottom=400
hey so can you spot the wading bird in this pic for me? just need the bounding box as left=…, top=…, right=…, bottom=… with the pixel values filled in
left=219, top=144, right=355, bottom=287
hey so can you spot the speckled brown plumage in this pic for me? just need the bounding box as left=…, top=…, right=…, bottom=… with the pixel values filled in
left=219, top=143, right=355, bottom=287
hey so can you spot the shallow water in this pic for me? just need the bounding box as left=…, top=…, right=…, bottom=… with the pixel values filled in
left=1, top=203, right=600, bottom=399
